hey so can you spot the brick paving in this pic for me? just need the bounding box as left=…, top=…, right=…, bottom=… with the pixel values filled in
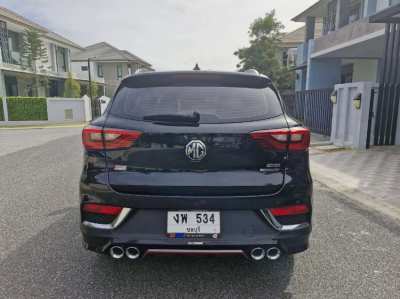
left=310, top=146, right=400, bottom=212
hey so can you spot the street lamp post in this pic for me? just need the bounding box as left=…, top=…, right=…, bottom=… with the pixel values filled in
left=87, top=58, right=93, bottom=101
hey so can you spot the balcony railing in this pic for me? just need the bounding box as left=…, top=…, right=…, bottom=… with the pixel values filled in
left=313, top=18, right=385, bottom=55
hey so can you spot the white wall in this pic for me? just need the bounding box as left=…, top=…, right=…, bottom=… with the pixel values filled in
left=353, top=60, right=378, bottom=82
left=331, top=82, right=378, bottom=149
left=70, top=61, right=104, bottom=83
left=47, top=97, right=92, bottom=122
left=342, top=59, right=379, bottom=82
left=376, top=0, right=390, bottom=11
left=99, top=96, right=111, bottom=114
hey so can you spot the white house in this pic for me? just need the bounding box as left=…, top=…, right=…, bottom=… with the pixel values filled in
left=71, top=42, right=153, bottom=97
left=0, top=6, right=104, bottom=98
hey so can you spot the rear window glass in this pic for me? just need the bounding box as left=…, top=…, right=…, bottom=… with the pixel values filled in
left=109, top=86, right=283, bottom=124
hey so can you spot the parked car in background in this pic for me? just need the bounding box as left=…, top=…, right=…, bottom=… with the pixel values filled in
left=80, top=70, right=313, bottom=262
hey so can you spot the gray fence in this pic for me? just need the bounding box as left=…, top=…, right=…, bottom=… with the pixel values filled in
left=281, top=89, right=333, bottom=136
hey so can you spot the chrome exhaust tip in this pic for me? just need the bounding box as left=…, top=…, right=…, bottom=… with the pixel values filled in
left=250, top=247, right=266, bottom=261
left=110, top=246, right=124, bottom=259
left=266, top=247, right=281, bottom=261
left=125, top=247, right=141, bottom=260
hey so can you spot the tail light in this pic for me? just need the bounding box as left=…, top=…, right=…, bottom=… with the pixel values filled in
left=82, top=126, right=142, bottom=150
left=82, top=203, right=123, bottom=225
left=269, top=204, right=310, bottom=217
left=250, top=127, right=310, bottom=151
left=82, top=203, right=123, bottom=216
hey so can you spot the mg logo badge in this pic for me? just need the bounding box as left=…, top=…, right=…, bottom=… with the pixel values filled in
left=185, top=140, right=207, bottom=162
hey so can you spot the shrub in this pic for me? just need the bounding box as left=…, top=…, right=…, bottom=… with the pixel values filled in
left=0, top=97, right=4, bottom=121
left=7, top=97, right=48, bottom=121
left=64, top=72, right=81, bottom=98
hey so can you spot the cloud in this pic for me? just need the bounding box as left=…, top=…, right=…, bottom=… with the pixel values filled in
left=0, top=0, right=316, bottom=70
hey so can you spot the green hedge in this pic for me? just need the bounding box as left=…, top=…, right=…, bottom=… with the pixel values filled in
left=0, top=97, right=4, bottom=121
left=7, top=97, right=48, bottom=121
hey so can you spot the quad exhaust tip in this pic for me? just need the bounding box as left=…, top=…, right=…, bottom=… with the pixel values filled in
left=250, top=247, right=266, bottom=261
left=266, top=247, right=281, bottom=261
left=126, top=247, right=141, bottom=260
left=110, top=246, right=124, bottom=259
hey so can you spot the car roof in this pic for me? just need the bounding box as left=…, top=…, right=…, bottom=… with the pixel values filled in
left=121, top=70, right=272, bottom=89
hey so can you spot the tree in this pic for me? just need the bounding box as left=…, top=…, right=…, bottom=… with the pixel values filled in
left=64, top=72, right=81, bottom=98
left=20, top=29, right=50, bottom=95
left=234, top=10, right=295, bottom=90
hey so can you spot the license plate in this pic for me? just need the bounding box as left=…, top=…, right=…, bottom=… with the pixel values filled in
left=167, top=211, right=220, bottom=238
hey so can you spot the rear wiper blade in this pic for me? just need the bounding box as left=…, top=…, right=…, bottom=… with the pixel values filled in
left=143, top=111, right=200, bottom=123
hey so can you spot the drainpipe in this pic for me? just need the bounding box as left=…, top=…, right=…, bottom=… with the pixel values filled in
left=336, top=0, right=342, bottom=29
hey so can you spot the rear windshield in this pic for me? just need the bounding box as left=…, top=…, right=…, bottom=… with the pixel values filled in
left=109, top=86, right=283, bottom=124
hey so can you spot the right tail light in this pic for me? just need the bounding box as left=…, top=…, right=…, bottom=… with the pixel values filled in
left=250, top=127, right=310, bottom=151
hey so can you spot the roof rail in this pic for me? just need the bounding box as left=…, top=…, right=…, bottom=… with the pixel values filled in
left=243, top=69, right=259, bottom=75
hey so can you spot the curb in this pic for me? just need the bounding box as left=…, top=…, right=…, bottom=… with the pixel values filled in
left=0, top=123, right=87, bottom=130
left=311, top=161, right=400, bottom=223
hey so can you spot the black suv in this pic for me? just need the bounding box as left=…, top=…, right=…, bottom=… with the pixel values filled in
left=80, top=70, right=312, bottom=261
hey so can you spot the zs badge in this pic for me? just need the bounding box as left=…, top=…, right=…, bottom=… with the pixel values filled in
left=185, top=140, right=207, bottom=162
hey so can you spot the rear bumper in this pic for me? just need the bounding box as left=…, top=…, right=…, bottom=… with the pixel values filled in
left=82, top=231, right=310, bottom=257
left=80, top=171, right=312, bottom=258
left=81, top=209, right=311, bottom=257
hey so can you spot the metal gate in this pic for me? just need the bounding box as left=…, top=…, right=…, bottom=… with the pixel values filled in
left=281, top=89, right=333, bottom=136
left=91, top=98, right=102, bottom=119
left=367, top=85, right=400, bottom=147
left=369, top=6, right=400, bottom=146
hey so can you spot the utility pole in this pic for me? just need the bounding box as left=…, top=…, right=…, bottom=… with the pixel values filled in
left=87, top=58, right=92, bottom=100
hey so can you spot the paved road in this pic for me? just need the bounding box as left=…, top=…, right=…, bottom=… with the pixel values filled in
left=0, top=128, right=399, bottom=298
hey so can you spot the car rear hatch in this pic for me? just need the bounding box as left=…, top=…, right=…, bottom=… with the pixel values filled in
left=98, top=72, right=292, bottom=196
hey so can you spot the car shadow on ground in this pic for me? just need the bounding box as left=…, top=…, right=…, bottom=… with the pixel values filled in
left=0, top=208, right=294, bottom=298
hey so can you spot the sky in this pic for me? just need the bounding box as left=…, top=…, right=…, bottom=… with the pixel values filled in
left=0, top=0, right=317, bottom=71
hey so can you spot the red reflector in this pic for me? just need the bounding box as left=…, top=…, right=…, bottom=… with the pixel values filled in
left=269, top=204, right=310, bottom=216
left=82, top=126, right=142, bottom=150
left=82, top=204, right=123, bottom=216
left=250, top=127, right=310, bottom=151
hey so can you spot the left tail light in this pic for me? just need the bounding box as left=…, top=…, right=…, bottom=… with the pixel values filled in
left=82, top=203, right=123, bottom=224
left=82, top=126, right=142, bottom=150
left=82, top=203, right=123, bottom=216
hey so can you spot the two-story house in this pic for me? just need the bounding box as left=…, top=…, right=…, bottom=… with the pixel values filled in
left=71, top=42, right=153, bottom=98
left=0, top=6, right=105, bottom=98
left=290, top=1, right=400, bottom=147
left=280, top=24, right=322, bottom=68
left=292, top=0, right=400, bottom=91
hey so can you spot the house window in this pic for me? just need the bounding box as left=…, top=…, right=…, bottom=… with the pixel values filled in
left=341, top=64, right=354, bottom=83
left=348, top=0, right=362, bottom=24
left=282, top=51, right=288, bottom=67
left=7, top=30, right=21, bottom=65
left=81, top=66, right=88, bottom=71
left=98, top=64, right=104, bottom=77
left=287, top=48, right=297, bottom=67
left=8, top=30, right=20, bottom=52
left=55, top=46, right=69, bottom=72
left=323, top=0, right=337, bottom=35
left=116, top=64, right=123, bottom=79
